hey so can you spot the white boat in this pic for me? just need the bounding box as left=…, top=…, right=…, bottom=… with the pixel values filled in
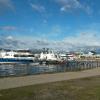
left=39, top=49, right=60, bottom=61
left=0, top=50, right=35, bottom=63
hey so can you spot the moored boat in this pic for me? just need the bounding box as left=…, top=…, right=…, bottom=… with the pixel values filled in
left=0, top=50, right=35, bottom=64
left=39, top=49, right=66, bottom=64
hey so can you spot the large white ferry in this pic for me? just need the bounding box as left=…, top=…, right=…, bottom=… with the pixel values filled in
left=0, top=50, right=35, bottom=63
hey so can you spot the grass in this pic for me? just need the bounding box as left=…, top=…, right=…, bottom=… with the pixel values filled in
left=0, top=76, right=100, bottom=100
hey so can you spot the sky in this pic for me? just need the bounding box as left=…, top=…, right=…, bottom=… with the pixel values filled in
left=0, top=0, right=100, bottom=50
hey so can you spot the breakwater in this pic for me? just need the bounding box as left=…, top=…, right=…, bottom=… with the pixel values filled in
left=0, top=60, right=100, bottom=77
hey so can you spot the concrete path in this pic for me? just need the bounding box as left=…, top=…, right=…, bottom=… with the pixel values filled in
left=0, top=67, right=100, bottom=90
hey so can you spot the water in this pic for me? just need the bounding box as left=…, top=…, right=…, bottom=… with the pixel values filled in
left=0, top=61, right=99, bottom=77
left=0, top=63, right=67, bottom=77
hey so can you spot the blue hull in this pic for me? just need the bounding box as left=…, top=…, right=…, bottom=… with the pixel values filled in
left=0, top=58, right=34, bottom=63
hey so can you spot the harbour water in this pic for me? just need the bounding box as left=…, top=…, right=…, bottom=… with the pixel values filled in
left=0, top=60, right=100, bottom=77
left=0, top=63, right=67, bottom=77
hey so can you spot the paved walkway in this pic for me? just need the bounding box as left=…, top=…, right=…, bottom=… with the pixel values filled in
left=0, top=67, right=100, bottom=90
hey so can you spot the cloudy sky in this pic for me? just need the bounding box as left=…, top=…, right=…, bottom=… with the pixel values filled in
left=0, top=0, right=100, bottom=50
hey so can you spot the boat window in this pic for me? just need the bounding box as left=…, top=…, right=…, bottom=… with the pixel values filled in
left=14, top=55, right=34, bottom=57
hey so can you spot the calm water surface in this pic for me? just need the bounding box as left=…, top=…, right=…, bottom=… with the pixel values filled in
left=0, top=61, right=99, bottom=77
left=0, top=63, right=67, bottom=77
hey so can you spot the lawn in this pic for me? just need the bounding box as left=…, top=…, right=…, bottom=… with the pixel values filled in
left=0, top=76, right=100, bottom=100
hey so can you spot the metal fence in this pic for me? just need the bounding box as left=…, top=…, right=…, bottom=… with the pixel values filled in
left=66, top=60, right=100, bottom=71
left=0, top=60, right=100, bottom=77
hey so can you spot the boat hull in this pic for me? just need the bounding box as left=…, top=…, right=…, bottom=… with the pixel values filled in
left=0, top=58, right=34, bottom=64
left=39, top=60, right=66, bottom=65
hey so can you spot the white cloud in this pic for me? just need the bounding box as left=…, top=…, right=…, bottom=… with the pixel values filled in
left=0, top=23, right=100, bottom=50
left=59, top=0, right=81, bottom=11
left=0, top=26, right=16, bottom=31
left=63, top=32, right=100, bottom=47
left=84, top=6, right=93, bottom=15
left=0, top=31, right=100, bottom=51
left=30, top=3, right=46, bottom=13
left=6, top=36, right=13, bottom=40
left=0, top=0, right=14, bottom=12
left=56, top=0, right=93, bottom=14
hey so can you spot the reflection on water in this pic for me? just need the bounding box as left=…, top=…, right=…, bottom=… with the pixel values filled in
left=0, top=63, right=67, bottom=77
left=0, top=61, right=99, bottom=77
